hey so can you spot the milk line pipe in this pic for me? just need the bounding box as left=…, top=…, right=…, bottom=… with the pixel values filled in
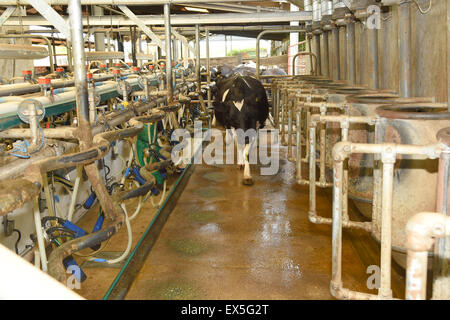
left=255, top=28, right=307, bottom=80
left=0, top=82, right=194, bottom=142
left=0, top=73, right=118, bottom=97
left=308, top=114, right=376, bottom=228
left=406, top=212, right=450, bottom=300
left=0, top=34, right=56, bottom=73
left=292, top=52, right=318, bottom=76
left=49, top=0, right=177, bottom=282
left=330, top=141, right=443, bottom=300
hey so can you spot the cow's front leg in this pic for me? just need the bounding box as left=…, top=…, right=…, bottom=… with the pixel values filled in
left=242, top=142, right=253, bottom=186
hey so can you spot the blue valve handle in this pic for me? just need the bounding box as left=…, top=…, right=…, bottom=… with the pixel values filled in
left=63, top=256, right=87, bottom=283
left=83, top=191, right=97, bottom=209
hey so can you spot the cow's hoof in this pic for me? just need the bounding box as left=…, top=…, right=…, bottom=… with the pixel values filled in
left=242, top=178, right=254, bottom=186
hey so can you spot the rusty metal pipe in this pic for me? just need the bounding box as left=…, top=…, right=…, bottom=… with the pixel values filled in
left=406, top=212, right=450, bottom=300
left=432, top=127, right=450, bottom=299
left=292, top=52, right=318, bottom=76
left=331, top=140, right=443, bottom=300
left=308, top=114, right=375, bottom=228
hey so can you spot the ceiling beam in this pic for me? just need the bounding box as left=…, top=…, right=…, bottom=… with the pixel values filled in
left=2, top=11, right=312, bottom=26
left=0, top=0, right=265, bottom=5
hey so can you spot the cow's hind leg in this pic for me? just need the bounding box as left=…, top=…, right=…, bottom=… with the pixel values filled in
left=242, top=141, right=253, bottom=186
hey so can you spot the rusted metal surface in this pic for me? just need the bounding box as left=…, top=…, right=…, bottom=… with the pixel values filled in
left=0, top=44, right=49, bottom=60
left=0, top=178, right=40, bottom=216
left=331, top=141, right=442, bottom=300
left=406, top=212, right=450, bottom=300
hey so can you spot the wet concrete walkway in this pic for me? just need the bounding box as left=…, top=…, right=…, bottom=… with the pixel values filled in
left=125, top=141, right=404, bottom=299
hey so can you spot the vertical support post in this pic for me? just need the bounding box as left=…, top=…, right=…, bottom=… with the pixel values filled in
left=195, top=24, right=201, bottom=97
left=206, top=28, right=211, bottom=109
left=322, top=30, right=329, bottom=78
left=367, top=27, right=379, bottom=89
left=338, top=24, right=347, bottom=80
left=346, top=19, right=356, bottom=85
left=379, top=149, right=395, bottom=299
left=332, top=25, right=340, bottom=80
left=432, top=141, right=450, bottom=299
left=399, top=0, right=412, bottom=98
left=331, top=157, right=344, bottom=295
left=309, top=122, right=317, bottom=216
left=296, top=106, right=302, bottom=181
left=93, top=6, right=105, bottom=52
left=164, top=3, right=173, bottom=104
left=358, top=21, right=367, bottom=86
left=68, top=0, right=91, bottom=144
left=314, top=33, right=322, bottom=76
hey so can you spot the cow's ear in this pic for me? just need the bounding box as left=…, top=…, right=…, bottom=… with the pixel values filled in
left=213, top=102, right=228, bottom=112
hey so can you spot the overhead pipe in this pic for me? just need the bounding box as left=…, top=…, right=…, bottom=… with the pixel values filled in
left=2, top=11, right=313, bottom=27
left=0, top=0, right=261, bottom=4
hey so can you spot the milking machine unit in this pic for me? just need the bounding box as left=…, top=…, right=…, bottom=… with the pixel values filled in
left=0, top=0, right=216, bottom=290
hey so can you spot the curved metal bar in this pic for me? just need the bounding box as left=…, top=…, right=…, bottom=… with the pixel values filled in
left=292, top=52, right=318, bottom=76
left=255, top=28, right=306, bottom=80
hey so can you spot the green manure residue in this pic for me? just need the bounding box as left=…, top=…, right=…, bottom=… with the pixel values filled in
left=146, top=280, right=201, bottom=300
left=188, top=210, right=218, bottom=224
left=202, top=172, right=227, bottom=182
left=195, top=187, right=222, bottom=198
left=168, top=238, right=211, bottom=257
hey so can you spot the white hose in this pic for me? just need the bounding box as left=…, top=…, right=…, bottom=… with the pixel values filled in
left=150, top=180, right=167, bottom=208
left=123, top=180, right=143, bottom=221
left=67, top=165, right=82, bottom=222
left=33, top=198, right=48, bottom=272
left=89, top=205, right=132, bottom=265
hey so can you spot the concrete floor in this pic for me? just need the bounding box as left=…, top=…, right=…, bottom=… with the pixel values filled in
left=123, top=139, right=405, bottom=300
left=72, top=130, right=405, bottom=299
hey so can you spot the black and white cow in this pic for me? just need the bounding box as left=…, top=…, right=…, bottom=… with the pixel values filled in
left=212, top=74, right=269, bottom=185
